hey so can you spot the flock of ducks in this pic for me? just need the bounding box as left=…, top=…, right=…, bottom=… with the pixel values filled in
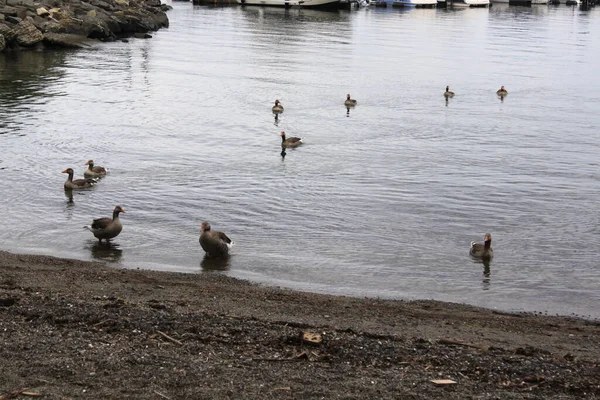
left=444, top=85, right=508, bottom=98
left=62, top=90, right=497, bottom=262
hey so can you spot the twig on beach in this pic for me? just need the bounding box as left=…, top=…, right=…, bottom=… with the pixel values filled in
left=437, top=339, right=489, bottom=351
left=157, top=331, right=183, bottom=346
left=0, top=388, right=40, bottom=400
left=153, top=390, right=171, bottom=399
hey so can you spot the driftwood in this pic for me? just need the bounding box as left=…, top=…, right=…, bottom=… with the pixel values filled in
left=437, top=338, right=490, bottom=351
left=156, top=330, right=183, bottom=346
left=153, top=390, right=171, bottom=399
left=0, top=389, right=41, bottom=400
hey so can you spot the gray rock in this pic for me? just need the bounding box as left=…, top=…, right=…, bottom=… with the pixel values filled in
left=36, top=6, right=49, bottom=16
left=0, top=13, right=4, bottom=21
left=0, top=33, right=5, bottom=50
left=4, top=14, right=19, bottom=23
left=6, top=0, right=34, bottom=7
left=43, top=32, right=91, bottom=47
left=13, top=20, right=42, bottom=46
left=0, top=5, right=17, bottom=15
left=90, top=0, right=113, bottom=10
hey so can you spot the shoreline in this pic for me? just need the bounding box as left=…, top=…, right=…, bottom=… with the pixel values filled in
left=1, top=250, right=599, bottom=398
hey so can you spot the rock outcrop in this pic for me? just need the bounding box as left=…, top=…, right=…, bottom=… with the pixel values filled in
left=0, top=0, right=170, bottom=51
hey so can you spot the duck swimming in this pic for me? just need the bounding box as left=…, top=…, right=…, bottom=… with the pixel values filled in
left=199, top=221, right=234, bottom=257
left=470, top=233, right=493, bottom=260
left=84, top=160, right=107, bottom=178
left=280, top=131, right=303, bottom=148
left=344, top=94, right=357, bottom=106
left=272, top=100, right=284, bottom=113
left=496, top=86, right=508, bottom=96
left=444, top=86, right=455, bottom=98
left=85, top=205, right=126, bottom=242
left=62, top=168, right=96, bottom=190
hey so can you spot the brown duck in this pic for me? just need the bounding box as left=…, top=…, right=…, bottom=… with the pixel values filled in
left=496, top=86, right=508, bottom=96
left=85, top=206, right=126, bottom=242
left=280, top=131, right=303, bottom=148
left=272, top=100, right=284, bottom=113
left=470, top=233, right=493, bottom=260
left=62, top=168, right=97, bottom=190
left=344, top=94, right=357, bottom=106
left=444, top=86, right=455, bottom=98
left=84, top=160, right=107, bottom=178
left=199, top=221, right=233, bottom=257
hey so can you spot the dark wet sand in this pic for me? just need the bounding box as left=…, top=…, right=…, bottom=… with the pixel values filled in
left=0, top=250, right=598, bottom=399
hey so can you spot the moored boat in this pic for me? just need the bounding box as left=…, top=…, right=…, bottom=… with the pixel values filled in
left=446, top=0, right=490, bottom=6
left=237, top=0, right=341, bottom=6
left=393, top=0, right=437, bottom=6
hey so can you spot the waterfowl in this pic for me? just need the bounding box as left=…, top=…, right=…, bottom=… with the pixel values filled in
left=272, top=100, right=284, bottom=113
left=444, top=86, right=455, bottom=98
left=470, top=233, right=493, bottom=260
left=84, top=160, right=107, bottom=178
left=85, top=205, right=126, bottom=242
left=62, top=168, right=96, bottom=190
left=280, top=131, right=303, bottom=148
left=344, top=94, right=357, bottom=106
left=199, top=221, right=234, bottom=257
left=496, top=86, right=508, bottom=96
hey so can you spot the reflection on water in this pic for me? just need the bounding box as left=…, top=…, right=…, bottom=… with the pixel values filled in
left=482, top=262, right=491, bottom=291
left=200, top=254, right=231, bottom=272
left=89, top=241, right=123, bottom=263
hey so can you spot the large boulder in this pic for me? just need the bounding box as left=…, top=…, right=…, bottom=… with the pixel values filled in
left=0, top=21, right=16, bottom=42
left=13, top=20, right=43, bottom=46
left=43, top=32, right=91, bottom=47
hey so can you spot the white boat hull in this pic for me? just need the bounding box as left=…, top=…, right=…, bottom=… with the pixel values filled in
left=237, top=0, right=340, bottom=6
left=449, top=0, right=490, bottom=6
left=393, top=0, right=437, bottom=6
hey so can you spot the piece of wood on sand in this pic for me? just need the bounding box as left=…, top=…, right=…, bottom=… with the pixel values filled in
left=431, top=379, right=457, bottom=385
left=301, top=332, right=322, bottom=345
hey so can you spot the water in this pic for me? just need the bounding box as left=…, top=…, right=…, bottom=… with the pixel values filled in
left=1, top=2, right=599, bottom=318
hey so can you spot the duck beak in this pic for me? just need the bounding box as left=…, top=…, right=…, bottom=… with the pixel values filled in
left=121, top=209, right=126, bottom=213
left=85, top=161, right=91, bottom=165
left=61, top=169, right=68, bottom=173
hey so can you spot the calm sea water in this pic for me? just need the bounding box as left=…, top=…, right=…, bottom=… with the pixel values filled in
left=1, top=2, right=599, bottom=318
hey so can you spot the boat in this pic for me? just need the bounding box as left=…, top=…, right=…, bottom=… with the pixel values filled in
left=444, top=0, right=490, bottom=6
left=393, top=0, right=437, bottom=6
left=237, top=0, right=341, bottom=7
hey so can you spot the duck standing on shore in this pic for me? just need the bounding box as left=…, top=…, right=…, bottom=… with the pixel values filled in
left=496, top=86, right=508, bottom=96
left=344, top=94, right=357, bottom=107
left=470, top=233, right=493, bottom=260
left=85, top=206, right=126, bottom=243
left=272, top=100, right=284, bottom=113
left=84, top=160, right=107, bottom=178
left=444, top=86, right=455, bottom=98
left=62, top=168, right=97, bottom=189
left=199, top=221, right=234, bottom=257
left=280, top=131, right=303, bottom=148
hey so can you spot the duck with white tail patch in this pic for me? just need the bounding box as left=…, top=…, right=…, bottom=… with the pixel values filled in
left=199, top=221, right=234, bottom=258
left=470, top=233, right=493, bottom=260
left=84, top=206, right=126, bottom=243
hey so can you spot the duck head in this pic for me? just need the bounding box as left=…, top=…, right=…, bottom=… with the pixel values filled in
left=201, top=221, right=211, bottom=232
left=346, top=94, right=351, bottom=100
left=484, top=233, right=492, bottom=248
left=274, top=100, right=281, bottom=106
left=446, top=86, right=450, bottom=92
left=114, top=205, right=126, bottom=215
left=85, top=160, right=95, bottom=167
left=62, top=168, right=74, bottom=175
left=280, top=131, right=286, bottom=140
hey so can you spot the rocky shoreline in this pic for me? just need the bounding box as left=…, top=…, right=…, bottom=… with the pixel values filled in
left=0, top=250, right=599, bottom=399
left=0, top=0, right=170, bottom=51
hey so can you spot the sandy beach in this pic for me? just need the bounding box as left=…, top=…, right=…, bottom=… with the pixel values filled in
left=0, top=250, right=598, bottom=399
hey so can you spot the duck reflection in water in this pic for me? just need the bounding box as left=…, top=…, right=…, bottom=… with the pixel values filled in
left=274, top=113, right=279, bottom=126
left=498, top=94, right=505, bottom=103
left=280, top=147, right=286, bottom=160
left=200, top=253, right=231, bottom=272
left=64, top=189, right=74, bottom=205
left=89, top=241, right=123, bottom=263
left=346, top=106, right=351, bottom=117
left=482, top=260, right=491, bottom=290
